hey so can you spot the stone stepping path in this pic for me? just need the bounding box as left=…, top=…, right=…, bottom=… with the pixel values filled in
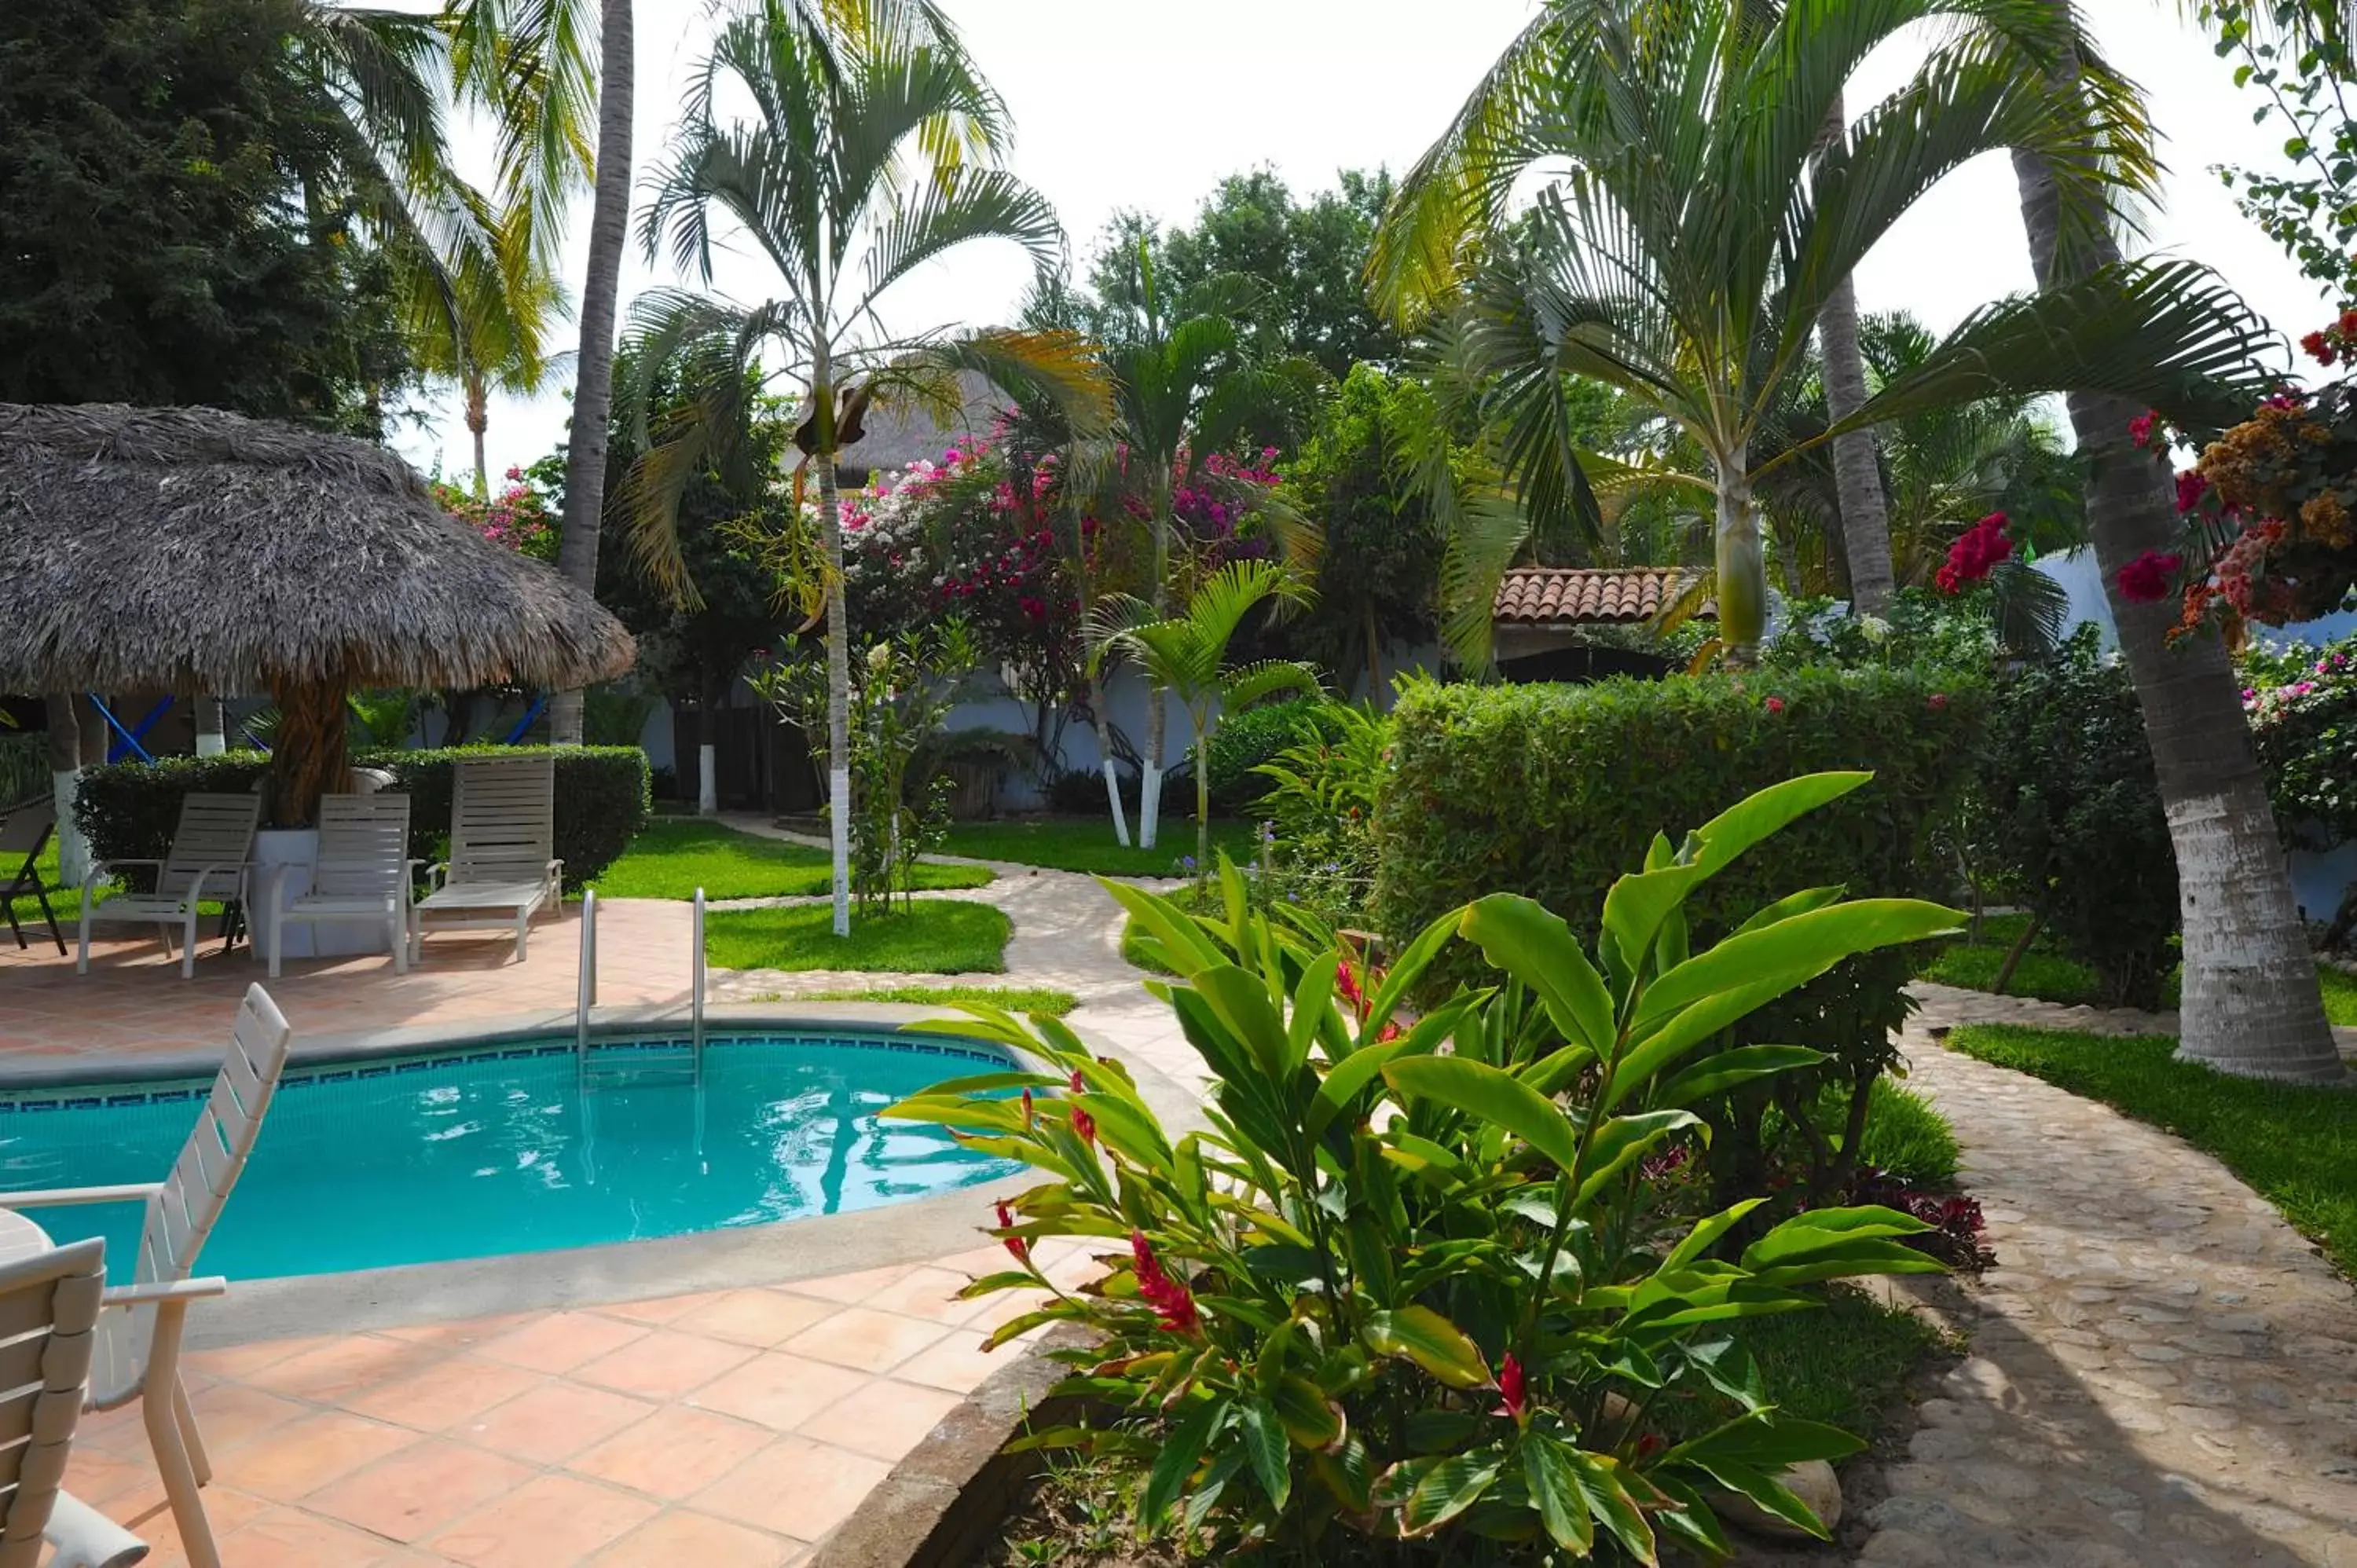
left=1865, top=1020, right=2357, bottom=1566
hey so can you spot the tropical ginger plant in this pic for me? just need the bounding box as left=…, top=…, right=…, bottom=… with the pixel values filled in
left=889, top=771, right=1963, bottom=1560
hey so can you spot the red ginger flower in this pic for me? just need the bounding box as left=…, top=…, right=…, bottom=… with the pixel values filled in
left=1764, top=696, right=1785, bottom=715
left=1129, top=1230, right=1199, bottom=1333
left=1020, top=1087, right=1034, bottom=1129
left=1494, top=1352, right=1527, bottom=1422
left=1067, top=1069, right=1096, bottom=1147
left=995, top=1200, right=1029, bottom=1265
left=2116, top=551, right=2182, bottom=604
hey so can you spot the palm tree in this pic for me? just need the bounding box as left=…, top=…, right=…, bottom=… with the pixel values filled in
left=1813, top=91, right=1898, bottom=616
left=2011, top=30, right=2348, bottom=1085
left=403, top=217, right=573, bottom=493
left=1088, top=560, right=1323, bottom=877
left=1061, top=250, right=1322, bottom=848
left=618, top=0, right=1108, bottom=936
left=1371, top=0, right=2277, bottom=669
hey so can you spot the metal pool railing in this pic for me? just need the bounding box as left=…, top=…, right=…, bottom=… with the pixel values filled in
left=691, top=887, right=707, bottom=1088
left=575, top=888, right=598, bottom=1083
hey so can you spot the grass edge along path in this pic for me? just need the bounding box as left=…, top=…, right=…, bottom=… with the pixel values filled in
left=705, top=899, right=1012, bottom=975
left=788, top=984, right=1079, bottom=1016
left=940, top=816, right=1258, bottom=877
left=594, top=818, right=993, bottom=900
left=1947, top=1023, right=2357, bottom=1278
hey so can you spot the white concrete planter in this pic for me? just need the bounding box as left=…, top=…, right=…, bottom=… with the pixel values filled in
left=249, top=828, right=388, bottom=962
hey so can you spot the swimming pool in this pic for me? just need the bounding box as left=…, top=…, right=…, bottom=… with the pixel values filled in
left=0, top=1032, right=1020, bottom=1281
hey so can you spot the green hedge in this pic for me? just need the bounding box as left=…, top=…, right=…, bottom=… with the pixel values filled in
left=1372, top=668, right=1988, bottom=1066
left=74, top=746, right=651, bottom=891
left=1203, top=697, right=1351, bottom=811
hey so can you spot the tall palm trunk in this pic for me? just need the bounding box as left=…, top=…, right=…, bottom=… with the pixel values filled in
left=2014, top=147, right=2344, bottom=1084
left=813, top=357, right=853, bottom=939
left=1138, top=471, right=1172, bottom=851
left=1714, top=452, right=1768, bottom=666
left=465, top=376, right=491, bottom=496
left=1814, top=94, right=1897, bottom=615
left=549, top=0, right=634, bottom=747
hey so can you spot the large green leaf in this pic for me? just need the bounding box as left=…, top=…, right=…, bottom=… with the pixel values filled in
left=1237, top=1398, right=1292, bottom=1509
left=1568, top=1451, right=1658, bottom=1566
left=1269, top=1374, right=1347, bottom=1453
left=1384, top=1056, right=1583, bottom=1174
left=1396, top=1452, right=1505, bottom=1537
left=1670, top=1415, right=1865, bottom=1469
left=1458, top=895, right=1616, bottom=1053
left=1688, top=773, right=1871, bottom=877
left=1363, top=1306, right=1493, bottom=1390
left=1522, top=1433, right=1595, bottom=1552
left=1659, top=1199, right=1766, bottom=1273
left=1633, top=899, right=1961, bottom=1031
left=1655, top=1045, right=1829, bottom=1105
left=1601, top=979, right=1793, bottom=1111
left=1574, top=1109, right=1702, bottom=1210
left=1139, top=1396, right=1226, bottom=1528
left=1357, top=907, right=1465, bottom=1035
left=1100, top=877, right=1229, bottom=976
left=1306, top=1006, right=1461, bottom=1142
left=1193, top=965, right=1296, bottom=1083
left=1599, top=863, right=1707, bottom=981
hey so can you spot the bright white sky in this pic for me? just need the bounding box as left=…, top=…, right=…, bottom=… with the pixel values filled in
left=391, top=0, right=2334, bottom=483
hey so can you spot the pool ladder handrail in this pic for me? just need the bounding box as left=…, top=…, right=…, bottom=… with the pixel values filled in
left=691, top=887, right=706, bottom=1087
left=576, top=888, right=598, bottom=1083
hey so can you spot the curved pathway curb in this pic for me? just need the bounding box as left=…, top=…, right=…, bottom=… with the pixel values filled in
left=1868, top=1017, right=2357, bottom=1566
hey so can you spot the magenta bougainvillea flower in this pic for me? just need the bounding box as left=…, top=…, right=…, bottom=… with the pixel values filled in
left=1936, top=512, right=2014, bottom=594
left=2115, top=550, right=2183, bottom=603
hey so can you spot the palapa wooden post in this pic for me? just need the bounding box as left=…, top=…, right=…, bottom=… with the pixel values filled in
left=268, top=675, right=350, bottom=829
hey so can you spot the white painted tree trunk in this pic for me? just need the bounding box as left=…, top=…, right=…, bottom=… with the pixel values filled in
left=698, top=743, right=718, bottom=816
left=1087, top=675, right=1129, bottom=846
left=1138, top=764, right=1163, bottom=855
left=1100, top=760, right=1131, bottom=847
left=816, top=434, right=853, bottom=940
left=51, top=769, right=90, bottom=886
left=194, top=697, right=225, bottom=757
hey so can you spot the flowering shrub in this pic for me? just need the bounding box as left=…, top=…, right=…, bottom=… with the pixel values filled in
left=431, top=467, right=559, bottom=562
left=893, top=776, right=1959, bottom=1560
left=2242, top=632, right=2357, bottom=858
left=2123, top=348, right=2357, bottom=635
left=1934, top=511, right=2014, bottom=593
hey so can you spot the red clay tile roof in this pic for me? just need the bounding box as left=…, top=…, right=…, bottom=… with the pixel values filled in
left=1494, top=567, right=1705, bottom=625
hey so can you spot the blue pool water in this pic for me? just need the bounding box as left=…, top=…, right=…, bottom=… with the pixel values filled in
left=0, top=1034, right=1017, bottom=1281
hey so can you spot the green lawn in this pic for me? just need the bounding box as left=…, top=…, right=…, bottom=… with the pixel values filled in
left=939, top=816, right=1259, bottom=877
left=705, top=899, right=1011, bottom=974
left=1918, top=914, right=2357, bottom=1024
left=1949, top=1024, right=2357, bottom=1277
left=1728, top=1285, right=1955, bottom=1439
left=794, top=984, right=1079, bottom=1017
left=5, top=833, right=89, bottom=940
left=591, top=819, right=993, bottom=900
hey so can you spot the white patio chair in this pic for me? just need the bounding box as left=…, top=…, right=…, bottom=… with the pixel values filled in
left=266, top=792, right=414, bottom=978
left=0, top=984, right=290, bottom=1568
left=0, top=1236, right=152, bottom=1568
left=412, top=756, right=561, bottom=963
left=75, top=793, right=260, bottom=980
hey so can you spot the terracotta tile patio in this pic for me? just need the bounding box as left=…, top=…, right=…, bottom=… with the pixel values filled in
left=0, top=899, right=1106, bottom=1564
left=59, top=1241, right=1092, bottom=1567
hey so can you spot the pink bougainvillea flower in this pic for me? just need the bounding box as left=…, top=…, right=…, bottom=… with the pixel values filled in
left=2128, top=412, right=2157, bottom=448
left=1765, top=696, right=1785, bottom=715
left=1494, top=1352, right=1528, bottom=1422
left=1927, top=692, right=1949, bottom=712
left=2304, top=329, right=2337, bottom=365
left=995, top=1200, right=1029, bottom=1265
left=2115, top=551, right=2183, bottom=603
left=2176, top=470, right=2209, bottom=513
left=1129, top=1230, right=1200, bottom=1334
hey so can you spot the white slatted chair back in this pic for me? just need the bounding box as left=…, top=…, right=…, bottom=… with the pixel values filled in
left=0, top=1237, right=107, bottom=1568
left=447, top=757, right=555, bottom=888
left=154, top=796, right=261, bottom=904
left=0, top=800, right=53, bottom=856
left=309, top=794, right=411, bottom=900
left=89, top=987, right=291, bottom=1409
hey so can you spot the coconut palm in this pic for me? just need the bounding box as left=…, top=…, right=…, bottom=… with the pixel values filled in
left=1087, top=560, right=1323, bottom=877
left=618, top=0, right=1109, bottom=936
left=1371, top=0, right=2272, bottom=668
left=2011, top=29, right=2348, bottom=1085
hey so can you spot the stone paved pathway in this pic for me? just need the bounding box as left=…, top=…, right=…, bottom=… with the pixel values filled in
left=1860, top=1008, right=2357, bottom=1566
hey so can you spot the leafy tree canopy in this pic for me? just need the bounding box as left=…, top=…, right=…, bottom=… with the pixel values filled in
left=0, top=0, right=412, bottom=432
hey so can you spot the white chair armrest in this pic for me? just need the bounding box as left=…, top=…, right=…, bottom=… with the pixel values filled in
left=42, top=1489, right=148, bottom=1568
left=0, top=1181, right=165, bottom=1208
left=100, top=1276, right=229, bottom=1308
left=81, top=858, right=158, bottom=897
left=423, top=861, right=450, bottom=893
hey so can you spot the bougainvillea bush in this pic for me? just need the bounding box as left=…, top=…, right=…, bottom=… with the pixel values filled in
left=892, top=776, right=1956, bottom=1563
left=431, top=466, right=559, bottom=562
left=2116, top=324, right=2357, bottom=635
left=2242, top=633, right=2357, bottom=936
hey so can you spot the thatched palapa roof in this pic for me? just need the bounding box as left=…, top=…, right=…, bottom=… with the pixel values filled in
left=0, top=404, right=634, bottom=694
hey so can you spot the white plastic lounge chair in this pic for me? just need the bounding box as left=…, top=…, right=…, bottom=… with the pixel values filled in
left=0, top=984, right=289, bottom=1568
left=265, top=792, right=414, bottom=978
left=75, top=793, right=260, bottom=980
left=412, top=756, right=560, bottom=963
left=1, top=797, right=66, bottom=956
left=0, top=1236, right=152, bottom=1568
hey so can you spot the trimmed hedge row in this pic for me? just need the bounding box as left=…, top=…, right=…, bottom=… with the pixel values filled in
left=73, top=746, right=651, bottom=891
left=1371, top=668, right=1988, bottom=1064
